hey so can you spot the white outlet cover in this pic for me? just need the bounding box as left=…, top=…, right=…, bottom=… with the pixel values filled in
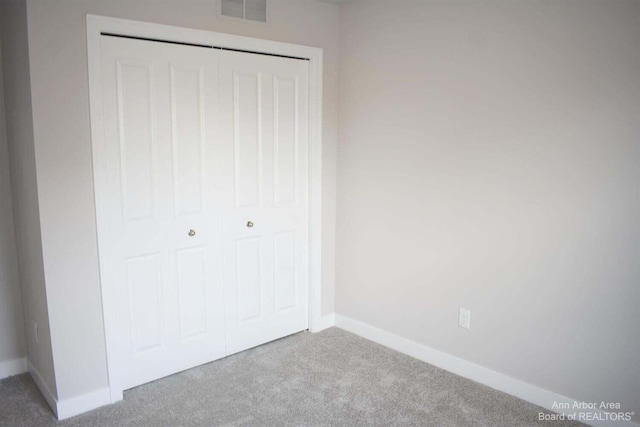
left=459, top=308, right=471, bottom=330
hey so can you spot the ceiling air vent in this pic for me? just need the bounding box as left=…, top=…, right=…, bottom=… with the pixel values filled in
left=221, top=0, right=267, bottom=23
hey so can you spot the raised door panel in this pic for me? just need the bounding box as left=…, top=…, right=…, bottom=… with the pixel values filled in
left=273, top=77, right=298, bottom=207
left=235, top=237, right=262, bottom=322
left=118, top=61, right=157, bottom=221
left=170, top=67, right=205, bottom=217
left=273, top=230, right=296, bottom=311
left=234, top=72, right=262, bottom=209
left=175, top=247, right=208, bottom=340
left=126, top=254, right=164, bottom=353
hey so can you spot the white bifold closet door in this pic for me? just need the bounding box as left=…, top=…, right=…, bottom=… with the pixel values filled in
left=219, top=51, right=309, bottom=355
left=97, top=36, right=309, bottom=391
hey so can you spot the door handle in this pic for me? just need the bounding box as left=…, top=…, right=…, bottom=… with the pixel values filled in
left=246, top=221, right=254, bottom=228
left=188, top=229, right=196, bottom=237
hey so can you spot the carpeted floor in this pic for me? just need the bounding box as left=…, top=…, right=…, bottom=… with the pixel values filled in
left=0, top=328, right=582, bottom=426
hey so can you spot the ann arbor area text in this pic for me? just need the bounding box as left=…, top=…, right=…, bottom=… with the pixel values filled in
left=551, top=401, right=622, bottom=410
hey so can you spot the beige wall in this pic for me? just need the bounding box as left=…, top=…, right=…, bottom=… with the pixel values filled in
left=0, top=11, right=26, bottom=366
left=25, top=0, right=339, bottom=400
left=0, top=0, right=56, bottom=396
left=336, top=0, right=640, bottom=420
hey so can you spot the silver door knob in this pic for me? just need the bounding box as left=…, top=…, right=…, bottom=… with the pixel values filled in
left=246, top=221, right=254, bottom=228
left=188, top=229, right=196, bottom=237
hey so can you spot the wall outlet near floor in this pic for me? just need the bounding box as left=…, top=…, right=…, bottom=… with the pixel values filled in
left=459, top=308, right=471, bottom=330
left=32, top=321, right=39, bottom=344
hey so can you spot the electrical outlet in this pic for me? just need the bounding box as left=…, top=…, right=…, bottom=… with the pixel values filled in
left=32, top=321, right=39, bottom=344
left=459, top=308, right=471, bottom=330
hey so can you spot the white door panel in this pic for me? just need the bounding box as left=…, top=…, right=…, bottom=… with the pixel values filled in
left=220, top=50, right=309, bottom=354
left=164, top=44, right=226, bottom=373
left=100, top=37, right=225, bottom=390
left=235, top=236, right=263, bottom=322
left=274, top=230, right=297, bottom=311
left=233, top=72, right=262, bottom=209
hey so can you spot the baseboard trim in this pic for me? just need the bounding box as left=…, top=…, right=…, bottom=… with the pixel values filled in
left=312, top=313, right=335, bottom=332
left=0, top=357, right=27, bottom=380
left=56, top=387, right=112, bottom=420
left=28, top=361, right=58, bottom=418
left=28, top=361, right=111, bottom=420
left=335, top=314, right=639, bottom=427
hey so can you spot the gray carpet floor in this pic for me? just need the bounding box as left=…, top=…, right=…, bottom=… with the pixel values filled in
left=0, top=328, right=582, bottom=427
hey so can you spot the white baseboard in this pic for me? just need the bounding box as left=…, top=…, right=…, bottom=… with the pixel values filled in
left=335, top=315, right=639, bottom=427
left=28, top=361, right=58, bottom=418
left=312, top=313, right=335, bottom=332
left=28, top=361, right=111, bottom=420
left=0, top=357, right=27, bottom=380
left=56, top=387, right=112, bottom=420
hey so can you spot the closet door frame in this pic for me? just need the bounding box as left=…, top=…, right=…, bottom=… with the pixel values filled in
left=86, top=14, right=324, bottom=403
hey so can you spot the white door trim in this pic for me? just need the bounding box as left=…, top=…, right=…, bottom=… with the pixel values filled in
left=86, top=14, right=323, bottom=403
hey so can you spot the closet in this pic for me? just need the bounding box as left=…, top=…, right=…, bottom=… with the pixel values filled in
left=95, top=34, right=309, bottom=391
